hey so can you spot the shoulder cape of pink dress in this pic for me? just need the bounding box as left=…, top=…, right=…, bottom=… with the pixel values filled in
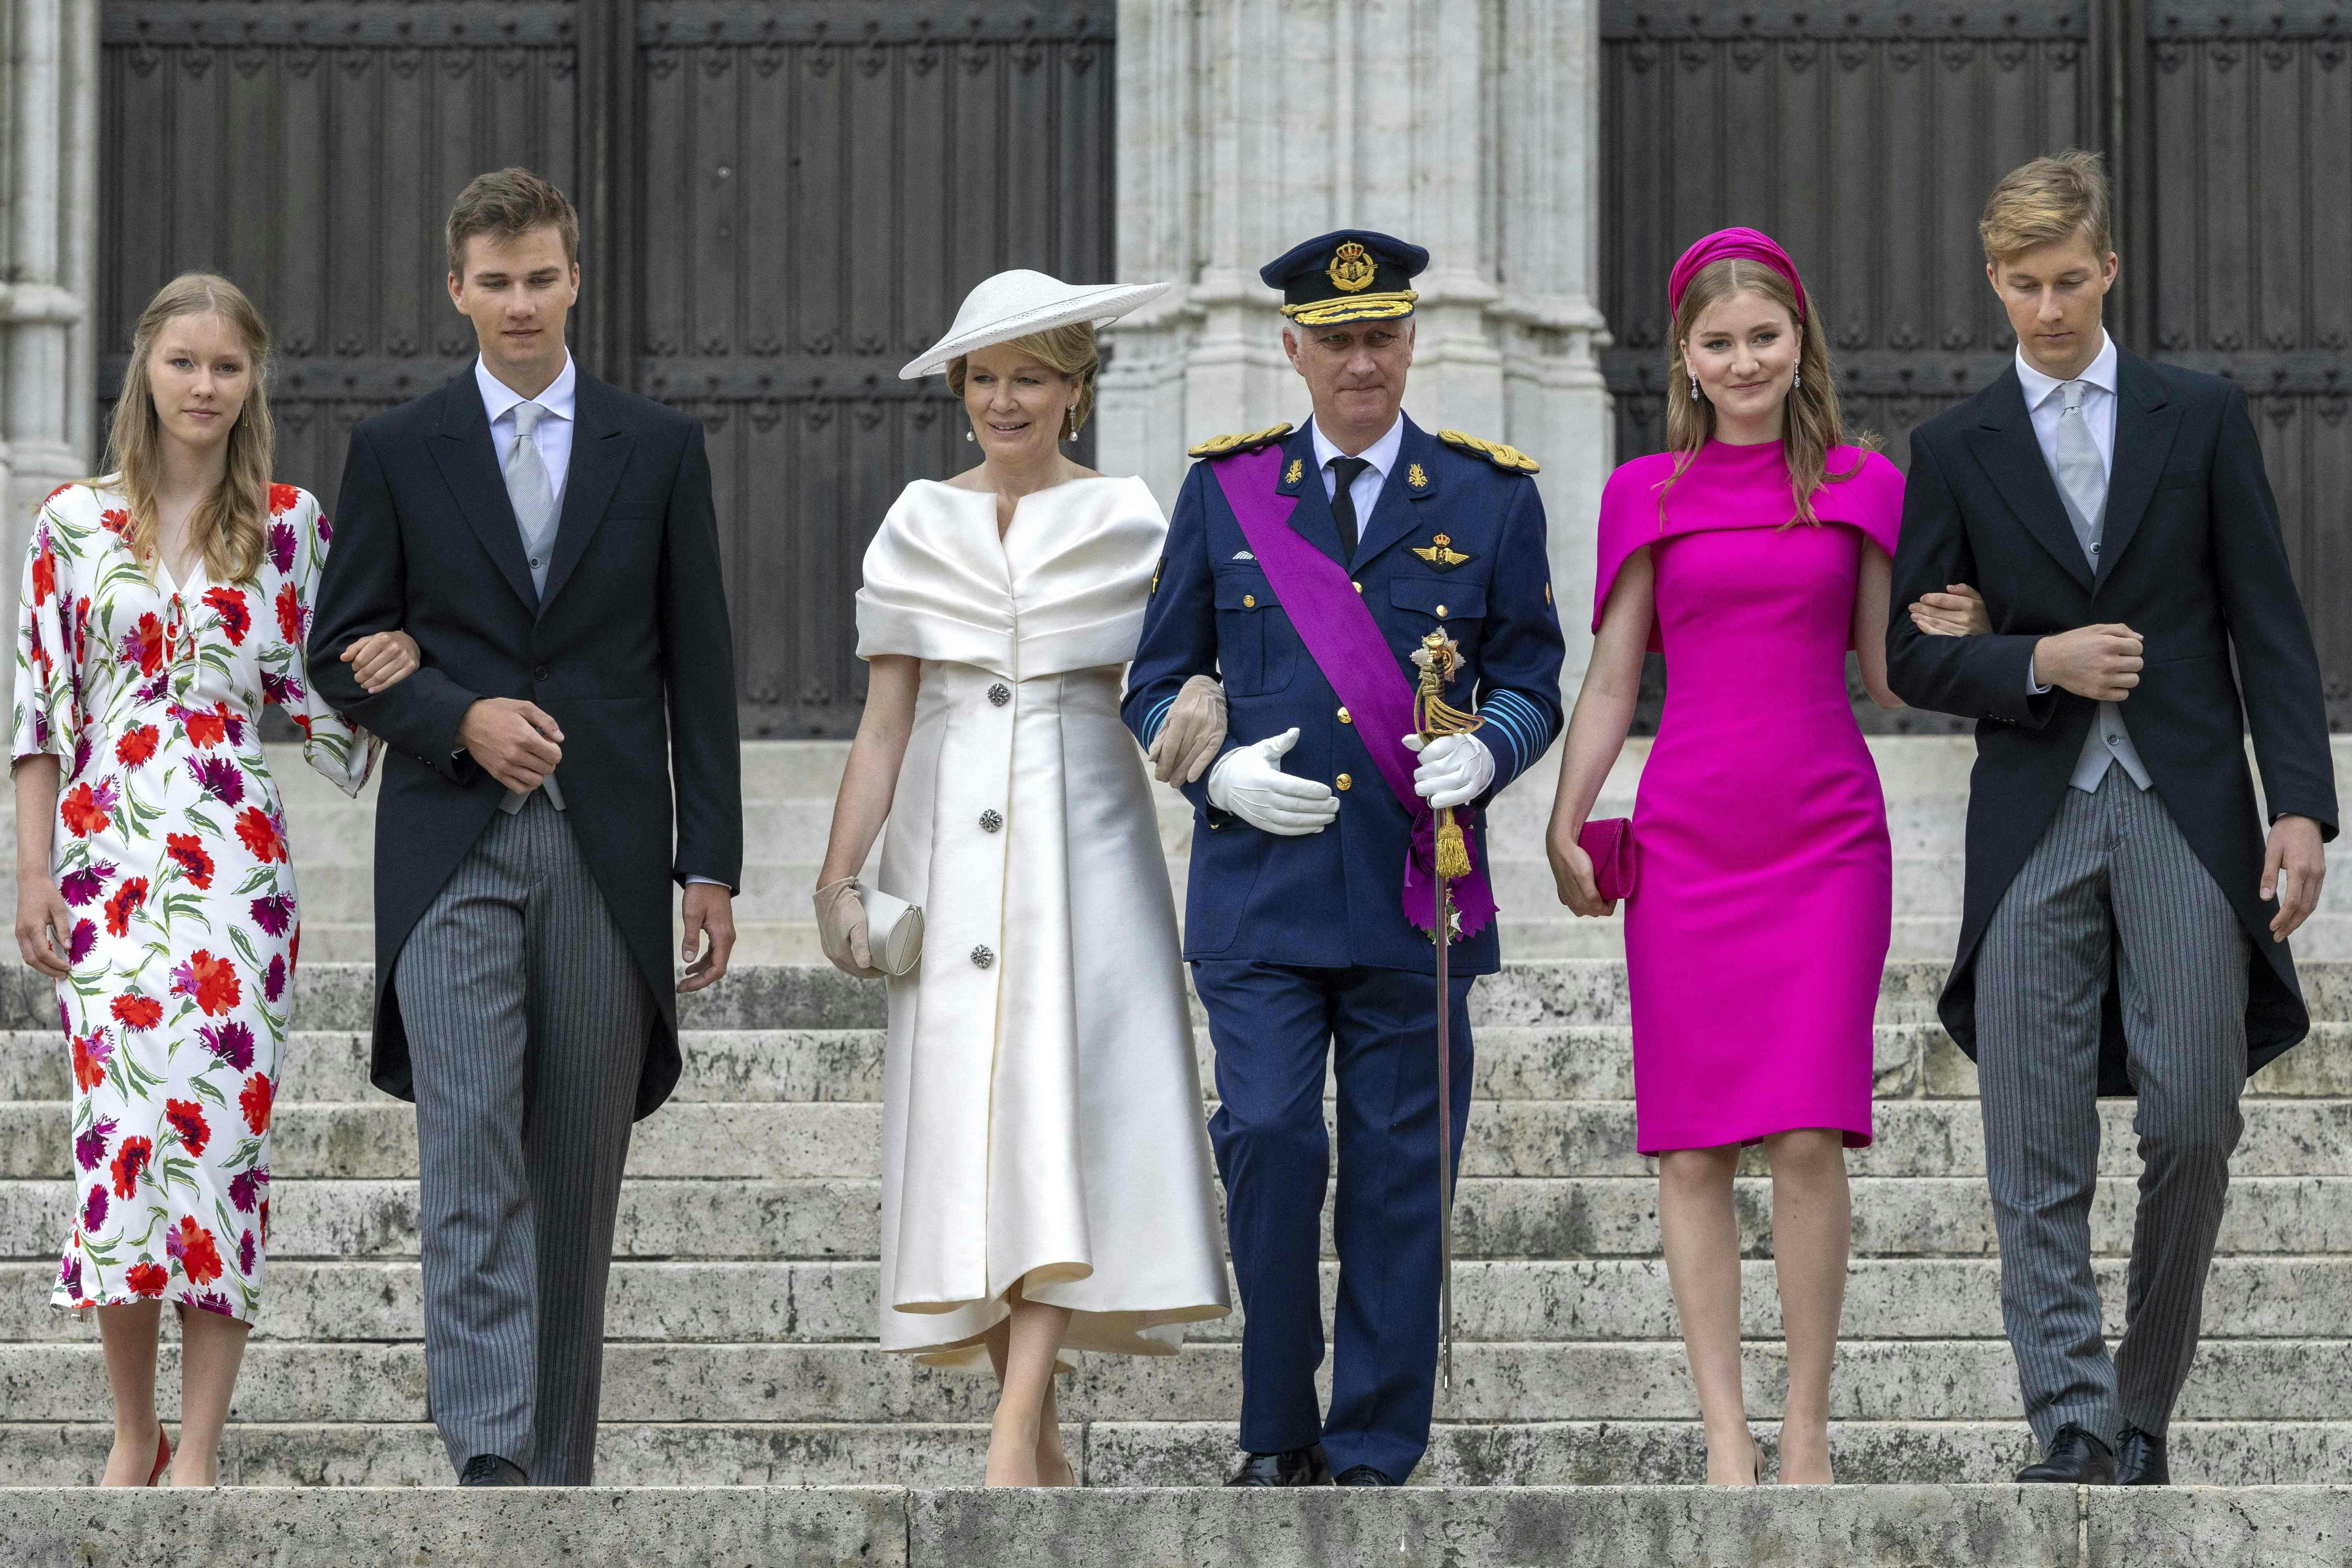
left=1592, top=441, right=1903, bottom=1154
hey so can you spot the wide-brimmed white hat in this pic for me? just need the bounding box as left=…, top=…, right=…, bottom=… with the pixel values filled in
left=898, top=270, right=1172, bottom=380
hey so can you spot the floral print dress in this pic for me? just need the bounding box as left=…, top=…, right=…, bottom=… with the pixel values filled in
left=12, top=480, right=379, bottom=1322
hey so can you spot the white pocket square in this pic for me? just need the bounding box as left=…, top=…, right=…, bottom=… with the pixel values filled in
left=1231, top=550, right=1256, bottom=560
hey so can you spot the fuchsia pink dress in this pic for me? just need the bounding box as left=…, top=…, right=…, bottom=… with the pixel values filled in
left=1594, top=440, right=1904, bottom=1155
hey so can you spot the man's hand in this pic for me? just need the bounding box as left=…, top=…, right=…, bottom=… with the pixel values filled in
left=1206, top=728, right=1338, bottom=835
left=2262, top=814, right=2328, bottom=943
left=2032, top=625, right=2144, bottom=701
left=1909, top=582, right=1991, bottom=639
left=13, top=876, right=75, bottom=978
left=1402, top=731, right=1495, bottom=810
left=457, top=698, right=564, bottom=794
left=679, top=882, right=737, bottom=992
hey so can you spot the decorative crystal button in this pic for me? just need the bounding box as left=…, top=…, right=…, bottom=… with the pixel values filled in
left=980, top=809, right=1003, bottom=832
left=987, top=683, right=1010, bottom=706
left=971, top=945, right=996, bottom=969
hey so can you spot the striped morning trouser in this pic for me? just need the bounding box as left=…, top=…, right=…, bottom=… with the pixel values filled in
left=394, top=793, right=653, bottom=1484
left=1974, top=767, right=2249, bottom=1453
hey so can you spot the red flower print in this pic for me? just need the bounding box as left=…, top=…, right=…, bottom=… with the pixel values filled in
left=183, top=704, right=227, bottom=749
left=58, top=781, right=111, bottom=838
left=171, top=950, right=241, bottom=1017
left=203, top=586, right=251, bottom=646
left=110, top=992, right=161, bottom=1030
left=114, top=723, right=158, bottom=768
left=120, top=613, right=166, bottom=677
left=268, top=483, right=301, bottom=517
left=274, top=580, right=308, bottom=644
left=30, top=543, right=55, bottom=606
left=267, top=521, right=297, bottom=576
left=109, top=1135, right=152, bottom=1199
left=165, top=833, right=214, bottom=890
left=164, top=1098, right=211, bottom=1157
left=235, top=806, right=287, bottom=864
left=174, top=1218, right=225, bottom=1286
left=104, top=877, right=148, bottom=938
left=66, top=919, right=96, bottom=966
left=70, top=1031, right=109, bottom=1093
left=263, top=953, right=286, bottom=1002
left=124, top=1261, right=168, bottom=1297
left=43, top=483, right=70, bottom=505
left=98, top=507, right=130, bottom=539
left=240, top=1072, right=274, bottom=1136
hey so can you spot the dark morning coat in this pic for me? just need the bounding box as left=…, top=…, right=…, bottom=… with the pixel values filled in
left=1886, top=345, right=2339, bottom=1084
left=308, top=367, right=743, bottom=1119
left=1122, top=416, right=1567, bottom=976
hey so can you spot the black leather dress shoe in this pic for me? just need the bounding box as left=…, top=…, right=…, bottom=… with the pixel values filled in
left=2114, top=1424, right=2169, bottom=1486
left=458, top=1454, right=530, bottom=1486
left=1224, top=1445, right=1332, bottom=1487
left=1332, top=1465, right=1396, bottom=1487
left=2017, top=1423, right=2115, bottom=1484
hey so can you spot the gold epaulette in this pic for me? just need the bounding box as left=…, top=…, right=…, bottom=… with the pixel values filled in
left=1187, top=423, right=1295, bottom=459
left=1436, top=429, right=1540, bottom=474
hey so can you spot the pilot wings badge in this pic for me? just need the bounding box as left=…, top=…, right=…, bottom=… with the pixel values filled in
left=1409, top=533, right=1475, bottom=572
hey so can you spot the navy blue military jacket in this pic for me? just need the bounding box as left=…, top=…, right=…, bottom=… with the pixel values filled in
left=1123, top=415, right=1566, bottom=975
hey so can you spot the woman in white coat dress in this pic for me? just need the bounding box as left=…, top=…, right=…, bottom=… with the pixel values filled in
left=813, top=271, right=1230, bottom=1487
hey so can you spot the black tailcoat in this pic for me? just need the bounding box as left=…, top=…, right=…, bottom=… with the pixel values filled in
left=309, top=368, right=743, bottom=1118
left=1887, top=347, right=2338, bottom=1085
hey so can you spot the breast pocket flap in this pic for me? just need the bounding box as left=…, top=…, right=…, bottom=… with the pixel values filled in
left=1213, top=570, right=1278, bottom=610
left=1390, top=577, right=1486, bottom=619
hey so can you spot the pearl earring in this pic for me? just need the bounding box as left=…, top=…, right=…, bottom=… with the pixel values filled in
left=1689, top=375, right=1700, bottom=402
left=965, top=428, right=974, bottom=443
left=1064, top=408, right=1078, bottom=441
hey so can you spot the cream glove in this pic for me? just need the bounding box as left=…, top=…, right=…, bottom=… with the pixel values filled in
left=1148, top=674, right=1230, bottom=784
left=812, top=877, right=883, bottom=979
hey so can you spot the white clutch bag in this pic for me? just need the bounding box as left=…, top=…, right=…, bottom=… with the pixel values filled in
left=862, top=889, right=924, bottom=976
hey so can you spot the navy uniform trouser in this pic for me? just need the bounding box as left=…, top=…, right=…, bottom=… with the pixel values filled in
left=1191, top=959, right=1475, bottom=1483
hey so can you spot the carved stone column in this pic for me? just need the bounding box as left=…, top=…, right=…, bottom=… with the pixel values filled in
left=0, top=0, right=99, bottom=571
left=1102, top=0, right=1612, bottom=687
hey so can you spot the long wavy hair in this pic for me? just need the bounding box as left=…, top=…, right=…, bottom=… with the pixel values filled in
left=1660, top=258, right=1875, bottom=525
left=98, top=273, right=273, bottom=584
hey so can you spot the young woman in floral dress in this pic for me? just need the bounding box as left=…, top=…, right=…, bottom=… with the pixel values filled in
left=10, top=274, right=419, bottom=1487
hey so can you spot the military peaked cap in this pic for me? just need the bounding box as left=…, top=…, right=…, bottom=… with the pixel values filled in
left=1261, top=230, right=1428, bottom=328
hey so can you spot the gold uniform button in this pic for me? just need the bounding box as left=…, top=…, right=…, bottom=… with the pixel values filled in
left=1337, top=706, right=1352, bottom=724
left=1435, top=604, right=1449, bottom=618
left=1242, top=594, right=1256, bottom=609
left=1352, top=581, right=1363, bottom=594
left=1336, top=773, right=1353, bottom=791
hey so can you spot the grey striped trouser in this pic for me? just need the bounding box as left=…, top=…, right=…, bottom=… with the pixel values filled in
left=1976, top=768, right=2249, bottom=1451
left=395, top=795, right=653, bottom=1484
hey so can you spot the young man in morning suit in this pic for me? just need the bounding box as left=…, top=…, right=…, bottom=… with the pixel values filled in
left=1888, top=152, right=2336, bottom=1486
left=1124, top=232, right=1566, bottom=1487
left=308, top=169, right=743, bottom=1486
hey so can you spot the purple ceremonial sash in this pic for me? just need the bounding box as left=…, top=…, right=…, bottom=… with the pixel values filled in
left=1210, top=445, right=1496, bottom=938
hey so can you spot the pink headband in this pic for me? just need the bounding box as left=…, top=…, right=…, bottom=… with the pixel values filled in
left=1668, top=227, right=1807, bottom=323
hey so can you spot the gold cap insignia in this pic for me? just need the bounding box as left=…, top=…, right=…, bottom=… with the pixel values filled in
left=1436, top=428, right=1541, bottom=474
left=1406, top=463, right=1429, bottom=490
left=1187, top=422, right=1297, bottom=459
left=1410, top=533, right=1475, bottom=570
left=1328, top=241, right=1376, bottom=293
left=1284, top=457, right=1304, bottom=485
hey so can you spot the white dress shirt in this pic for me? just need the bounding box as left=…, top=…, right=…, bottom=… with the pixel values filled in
left=1310, top=414, right=1405, bottom=530
left=475, top=352, right=577, bottom=519
left=2015, top=330, right=2150, bottom=793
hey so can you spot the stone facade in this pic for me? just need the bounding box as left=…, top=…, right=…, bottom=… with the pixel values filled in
left=1098, top=0, right=1612, bottom=687
left=0, top=0, right=98, bottom=574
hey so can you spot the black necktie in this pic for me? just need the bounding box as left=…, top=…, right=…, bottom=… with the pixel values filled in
left=1328, top=456, right=1371, bottom=559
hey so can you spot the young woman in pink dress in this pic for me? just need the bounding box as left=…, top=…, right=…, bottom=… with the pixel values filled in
left=1543, top=230, right=1978, bottom=1486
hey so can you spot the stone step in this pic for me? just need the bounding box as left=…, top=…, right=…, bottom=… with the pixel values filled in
left=7, top=1337, right=2350, bottom=1424
left=7, top=1257, right=2346, bottom=1345
left=6, top=1174, right=2348, bottom=1262
left=11, top=1096, right=2352, bottom=1182
left=1, top=1421, right=2349, bottom=1493
left=16, top=1477, right=2352, bottom=1565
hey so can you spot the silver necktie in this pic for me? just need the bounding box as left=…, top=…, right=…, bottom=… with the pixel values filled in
left=505, top=400, right=558, bottom=596
left=2051, top=378, right=2107, bottom=568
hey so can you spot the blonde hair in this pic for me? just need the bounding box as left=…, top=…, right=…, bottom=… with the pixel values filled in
left=1662, top=258, right=1874, bottom=525
left=1980, top=149, right=2113, bottom=266
left=447, top=166, right=580, bottom=280
left=98, top=273, right=273, bottom=584
left=945, top=322, right=1100, bottom=436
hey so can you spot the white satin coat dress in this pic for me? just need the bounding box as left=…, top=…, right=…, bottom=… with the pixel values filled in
left=854, top=475, right=1229, bottom=1366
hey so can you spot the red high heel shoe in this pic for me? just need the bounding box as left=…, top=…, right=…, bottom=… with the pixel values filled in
left=146, top=1431, right=171, bottom=1487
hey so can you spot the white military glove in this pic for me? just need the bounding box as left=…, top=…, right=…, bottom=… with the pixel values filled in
left=1148, top=674, right=1229, bottom=785
left=1207, top=728, right=1339, bottom=835
left=1402, top=732, right=1495, bottom=810
left=811, top=877, right=883, bottom=979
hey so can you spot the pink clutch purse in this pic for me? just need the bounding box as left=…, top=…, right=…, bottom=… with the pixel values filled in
left=1579, top=818, right=1639, bottom=903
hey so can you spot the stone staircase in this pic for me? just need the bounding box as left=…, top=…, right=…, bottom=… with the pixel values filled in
left=1, top=740, right=2349, bottom=1494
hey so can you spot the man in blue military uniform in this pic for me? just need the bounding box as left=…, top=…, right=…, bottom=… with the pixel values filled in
left=1123, top=230, right=1566, bottom=1487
